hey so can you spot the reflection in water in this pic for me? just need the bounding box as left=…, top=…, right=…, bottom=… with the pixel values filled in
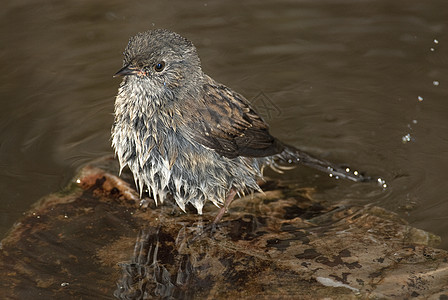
left=113, top=191, right=319, bottom=299
left=115, top=227, right=193, bottom=300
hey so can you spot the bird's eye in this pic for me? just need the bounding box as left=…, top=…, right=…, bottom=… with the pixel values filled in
left=154, top=61, right=165, bottom=72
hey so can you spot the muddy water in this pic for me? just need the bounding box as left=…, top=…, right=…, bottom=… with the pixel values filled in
left=0, top=0, right=447, bottom=256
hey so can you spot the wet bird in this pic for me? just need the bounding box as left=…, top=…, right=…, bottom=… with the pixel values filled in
left=112, top=29, right=369, bottom=223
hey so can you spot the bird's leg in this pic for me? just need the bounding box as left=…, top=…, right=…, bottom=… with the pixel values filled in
left=213, top=188, right=237, bottom=224
left=188, top=189, right=237, bottom=242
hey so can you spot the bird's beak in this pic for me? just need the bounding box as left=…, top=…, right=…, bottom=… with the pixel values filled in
left=114, top=65, right=139, bottom=77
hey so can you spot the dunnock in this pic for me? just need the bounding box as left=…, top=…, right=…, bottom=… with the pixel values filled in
left=112, top=29, right=369, bottom=222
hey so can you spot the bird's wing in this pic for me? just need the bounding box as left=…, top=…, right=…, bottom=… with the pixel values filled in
left=182, top=76, right=284, bottom=159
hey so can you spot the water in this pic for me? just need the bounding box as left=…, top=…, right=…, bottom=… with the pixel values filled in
left=0, top=0, right=447, bottom=254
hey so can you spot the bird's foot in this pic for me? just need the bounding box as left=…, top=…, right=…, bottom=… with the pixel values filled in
left=187, top=221, right=222, bottom=244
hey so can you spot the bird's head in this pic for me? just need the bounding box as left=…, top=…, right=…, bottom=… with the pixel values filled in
left=115, top=29, right=203, bottom=103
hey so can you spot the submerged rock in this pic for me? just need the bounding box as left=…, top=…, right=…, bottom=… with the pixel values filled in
left=0, top=156, right=447, bottom=299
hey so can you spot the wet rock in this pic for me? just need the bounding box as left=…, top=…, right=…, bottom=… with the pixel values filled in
left=0, top=156, right=447, bottom=299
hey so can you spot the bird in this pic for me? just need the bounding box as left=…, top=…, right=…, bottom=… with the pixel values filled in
left=112, top=29, right=370, bottom=223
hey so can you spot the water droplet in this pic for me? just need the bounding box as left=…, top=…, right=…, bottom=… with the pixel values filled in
left=353, top=171, right=359, bottom=176
left=434, top=39, right=439, bottom=44
left=76, top=178, right=81, bottom=184
left=417, top=96, right=423, bottom=102
left=377, top=178, right=387, bottom=189
left=345, top=168, right=350, bottom=173
left=61, top=282, right=70, bottom=287
left=402, top=134, right=412, bottom=143
left=412, top=120, right=417, bottom=124
left=430, top=47, right=435, bottom=52
left=433, top=81, right=439, bottom=86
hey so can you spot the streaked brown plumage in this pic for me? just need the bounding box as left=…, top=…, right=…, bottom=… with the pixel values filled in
left=112, top=29, right=369, bottom=222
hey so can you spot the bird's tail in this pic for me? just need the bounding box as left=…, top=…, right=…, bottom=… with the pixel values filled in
left=276, top=145, right=372, bottom=182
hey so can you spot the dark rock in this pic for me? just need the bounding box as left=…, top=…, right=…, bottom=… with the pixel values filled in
left=0, top=156, right=447, bottom=299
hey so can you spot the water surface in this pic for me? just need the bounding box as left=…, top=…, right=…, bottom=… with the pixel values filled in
left=0, top=0, right=447, bottom=251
